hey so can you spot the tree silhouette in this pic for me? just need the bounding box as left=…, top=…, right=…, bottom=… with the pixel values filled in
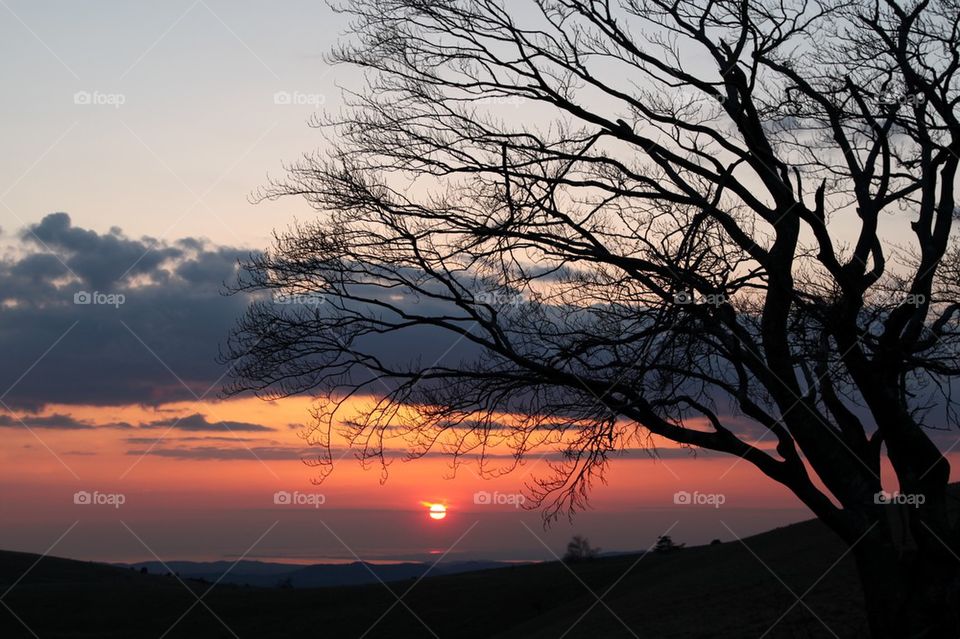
left=564, top=535, right=600, bottom=563
left=225, top=1, right=960, bottom=636
left=654, top=535, right=684, bottom=554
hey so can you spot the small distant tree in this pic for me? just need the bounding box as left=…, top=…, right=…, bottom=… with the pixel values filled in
left=710, top=539, right=723, bottom=546
left=563, top=535, right=600, bottom=563
left=654, top=535, right=685, bottom=554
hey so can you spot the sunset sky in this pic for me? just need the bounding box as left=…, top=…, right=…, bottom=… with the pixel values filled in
left=2, top=0, right=958, bottom=567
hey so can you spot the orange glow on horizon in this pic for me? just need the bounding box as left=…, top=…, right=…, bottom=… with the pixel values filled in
left=14, top=395, right=952, bottom=523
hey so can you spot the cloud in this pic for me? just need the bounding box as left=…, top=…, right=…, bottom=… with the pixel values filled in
left=0, top=213, right=480, bottom=411
left=123, top=443, right=709, bottom=462
left=5, top=213, right=955, bottom=453
left=124, top=435, right=264, bottom=444
left=22, top=212, right=183, bottom=291
left=126, top=445, right=306, bottom=461
left=0, top=213, right=253, bottom=409
left=0, top=412, right=133, bottom=430
left=0, top=409, right=275, bottom=434
left=138, top=413, right=276, bottom=432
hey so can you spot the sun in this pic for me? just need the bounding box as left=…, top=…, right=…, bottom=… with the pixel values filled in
left=426, top=503, right=447, bottom=521
left=420, top=501, right=448, bottom=521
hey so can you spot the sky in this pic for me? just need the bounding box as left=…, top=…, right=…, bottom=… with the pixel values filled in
left=1, top=0, right=957, bottom=566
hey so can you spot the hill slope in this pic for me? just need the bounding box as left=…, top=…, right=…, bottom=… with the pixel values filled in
left=0, top=517, right=865, bottom=638
left=120, top=558, right=518, bottom=588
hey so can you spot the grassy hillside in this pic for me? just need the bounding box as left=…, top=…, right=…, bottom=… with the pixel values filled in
left=0, top=517, right=866, bottom=638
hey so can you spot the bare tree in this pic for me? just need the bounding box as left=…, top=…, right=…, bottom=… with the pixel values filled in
left=224, top=1, right=960, bottom=636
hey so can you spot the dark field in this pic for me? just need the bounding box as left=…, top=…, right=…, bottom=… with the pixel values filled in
left=0, top=516, right=865, bottom=638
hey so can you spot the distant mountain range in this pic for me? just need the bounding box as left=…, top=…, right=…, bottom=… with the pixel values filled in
left=117, top=558, right=525, bottom=588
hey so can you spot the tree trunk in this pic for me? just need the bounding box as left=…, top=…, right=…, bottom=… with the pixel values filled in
left=853, top=523, right=960, bottom=639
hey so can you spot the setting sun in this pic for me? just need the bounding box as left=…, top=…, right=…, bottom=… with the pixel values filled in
left=426, top=503, right=447, bottom=521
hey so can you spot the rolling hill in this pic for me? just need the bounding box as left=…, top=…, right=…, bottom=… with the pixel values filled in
left=0, top=516, right=866, bottom=638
